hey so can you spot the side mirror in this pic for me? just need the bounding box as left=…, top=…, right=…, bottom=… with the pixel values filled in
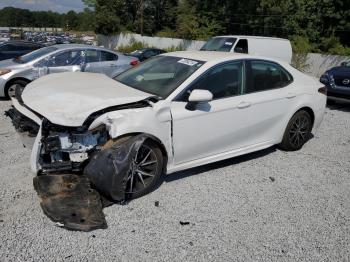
left=188, top=89, right=213, bottom=103
left=341, top=62, right=348, bottom=67
left=186, top=89, right=213, bottom=111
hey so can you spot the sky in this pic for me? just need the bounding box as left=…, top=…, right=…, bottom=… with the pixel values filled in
left=0, top=0, right=86, bottom=13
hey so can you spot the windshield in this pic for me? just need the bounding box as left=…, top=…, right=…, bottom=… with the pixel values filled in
left=13, top=46, right=58, bottom=64
left=201, top=37, right=237, bottom=52
left=115, top=56, right=205, bottom=98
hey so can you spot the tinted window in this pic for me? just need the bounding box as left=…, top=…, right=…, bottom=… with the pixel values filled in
left=1, top=44, right=16, bottom=51
left=85, top=50, right=100, bottom=63
left=200, top=37, right=237, bottom=52
left=234, top=39, right=248, bottom=54
left=143, top=50, right=156, bottom=59
left=183, top=61, right=244, bottom=100
left=100, top=51, right=118, bottom=61
left=48, top=50, right=83, bottom=67
left=28, top=44, right=41, bottom=51
left=246, top=60, right=292, bottom=93
left=15, top=44, right=33, bottom=51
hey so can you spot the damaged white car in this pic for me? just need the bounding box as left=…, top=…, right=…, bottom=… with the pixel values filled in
left=7, top=51, right=327, bottom=200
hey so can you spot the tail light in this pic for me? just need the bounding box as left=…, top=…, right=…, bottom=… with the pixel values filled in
left=130, top=60, right=139, bottom=66
left=318, top=86, right=327, bottom=95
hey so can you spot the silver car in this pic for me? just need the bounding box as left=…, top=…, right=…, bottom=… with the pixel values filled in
left=0, top=44, right=139, bottom=98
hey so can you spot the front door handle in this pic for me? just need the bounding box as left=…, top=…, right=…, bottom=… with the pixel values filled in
left=237, top=101, right=252, bottom=109
left=286, top=93, right=297, bottom=99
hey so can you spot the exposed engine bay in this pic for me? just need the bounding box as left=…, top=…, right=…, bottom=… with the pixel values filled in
left=39, top=121, right=109, bottom=173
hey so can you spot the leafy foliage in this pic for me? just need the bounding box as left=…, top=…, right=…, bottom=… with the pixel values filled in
left=0, top=0, right=349, bottom=55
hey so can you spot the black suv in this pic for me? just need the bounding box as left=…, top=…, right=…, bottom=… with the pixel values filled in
left=0, top=41, right=44, bottom=61
left=320, top=61, right=350, bottom=101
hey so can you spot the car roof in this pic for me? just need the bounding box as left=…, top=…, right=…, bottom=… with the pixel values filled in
left=52, top=44, right=117, bottom=53
left=162, top=51, right=290, bottom=66
left=0, top=40, right=44, bottom=46
left=211, top=35, right=290, bottom=42
left=162, top=51, right=253, bottom=62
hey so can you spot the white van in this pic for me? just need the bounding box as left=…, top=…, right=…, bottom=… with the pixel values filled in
left=200, top=35, right=293, bottom=64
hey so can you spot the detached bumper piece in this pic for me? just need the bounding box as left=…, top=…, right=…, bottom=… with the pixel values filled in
left=33, top=174, right=107, bottom=232
left=5, top=107, right=40, bottom=137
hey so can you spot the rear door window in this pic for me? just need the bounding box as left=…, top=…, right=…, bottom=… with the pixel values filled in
left=85, top=50, right=100, bottom=63
left=245, top=60, right=293, bottom=94
left=48, top=50, right=84, bottom=67
left=100, top=51, right=118, bottom=61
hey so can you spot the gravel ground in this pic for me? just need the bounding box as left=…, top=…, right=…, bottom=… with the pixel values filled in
left=0, top=99, right=349, bottom=262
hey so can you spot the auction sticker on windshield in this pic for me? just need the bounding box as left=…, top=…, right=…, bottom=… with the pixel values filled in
left=178, top=58, right=199, bottom=66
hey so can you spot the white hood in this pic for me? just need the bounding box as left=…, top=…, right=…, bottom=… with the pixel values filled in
left=22, top=72, right=151, bottom=127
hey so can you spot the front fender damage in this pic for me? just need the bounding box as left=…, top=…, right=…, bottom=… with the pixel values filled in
left=34, top=134, right=154, bottom=231
left=8, top=97, right=167, bottom=231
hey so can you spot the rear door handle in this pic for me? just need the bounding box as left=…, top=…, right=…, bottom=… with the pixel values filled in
left=237, top=102, right=252, bottom=109
left=286, top=93, right=297, bottom=99
left=109, top=64, right=118, bottom=67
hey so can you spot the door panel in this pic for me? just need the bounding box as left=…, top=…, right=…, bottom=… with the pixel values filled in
left=171, top=98, right=255, bottom=164
left=237, top=88, right=294, bottom=145
left=171, top=60, right=252, bottom=164
left=47, top=49, right=84, bottom=74
left=242, top=60, right=296, bottom=144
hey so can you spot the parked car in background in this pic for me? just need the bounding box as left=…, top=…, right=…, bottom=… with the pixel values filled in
left=7, top=51, right=326, bottom=199
left=127, top=48, right=166, bottom=62
left=0, top=41, right=44, bottom=61
left=320, top=61, right=350, bottom=102
left=201, top=36, right=293, bottom=64
left=0, top=44, right=139, bottom=98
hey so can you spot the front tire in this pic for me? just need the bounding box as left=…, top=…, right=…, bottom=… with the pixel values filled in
left=126, top=140, right=164, bottom=199
left=279, top=110, right=313, bottom=151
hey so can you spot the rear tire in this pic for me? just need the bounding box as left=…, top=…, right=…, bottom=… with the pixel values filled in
left=279, top=110, right=313, bottom=151
left=5, top=80, right=29, bottom=99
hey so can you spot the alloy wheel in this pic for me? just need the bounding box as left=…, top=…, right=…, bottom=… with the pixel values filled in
left=288, top=114, right=311, bottom=148
left=126, top=144, right=159, bottom=195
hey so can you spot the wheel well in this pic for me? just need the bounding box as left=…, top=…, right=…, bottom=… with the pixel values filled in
left=5, top=77, right=31, bottom=90
left=297, top=107, right=315, bottom=126
left=111, top=133, right=169, bottom=173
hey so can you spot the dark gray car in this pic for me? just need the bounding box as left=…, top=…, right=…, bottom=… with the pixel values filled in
left=0, top=44, right=139, bottom=98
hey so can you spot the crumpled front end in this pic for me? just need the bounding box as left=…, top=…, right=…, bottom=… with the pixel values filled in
left=5, top=105, right=111, bottom=174
left=38, top=119, right=110, bottom=174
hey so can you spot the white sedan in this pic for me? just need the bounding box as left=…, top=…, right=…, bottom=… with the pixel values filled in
left=8, top=51, right=326, bottom=199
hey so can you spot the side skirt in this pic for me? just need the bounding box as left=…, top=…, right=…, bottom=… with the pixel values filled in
left=166, top=141, right=276, bottom=174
